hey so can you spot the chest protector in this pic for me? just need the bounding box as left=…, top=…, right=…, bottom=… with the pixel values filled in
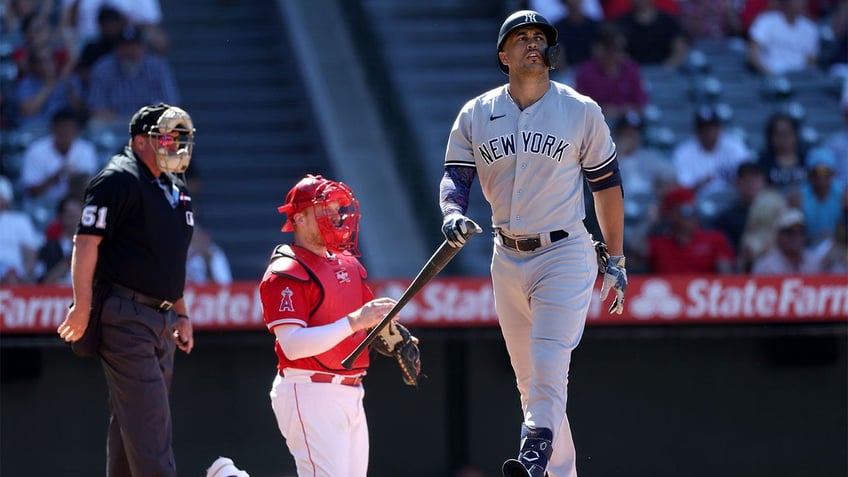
left=269, top=244, right=370, bottom=373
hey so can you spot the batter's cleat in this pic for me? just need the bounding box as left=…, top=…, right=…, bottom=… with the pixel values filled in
left=501, top=425, right=553, bottom=477
left=502, top=458, right=532, bottom=477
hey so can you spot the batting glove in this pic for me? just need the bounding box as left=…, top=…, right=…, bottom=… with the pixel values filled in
left=591, top=235, right=609, bottom=273
left=599, top=255, right=627, bottom=315
left=441, top=213, right=481, bottom=248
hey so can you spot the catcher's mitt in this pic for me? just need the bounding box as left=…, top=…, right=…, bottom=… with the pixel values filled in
left=591, top=235, right=610, bottom=274
left=372, top=322, right=421, bottom=386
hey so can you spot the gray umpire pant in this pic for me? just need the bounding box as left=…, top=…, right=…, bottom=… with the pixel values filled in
left=98, top=294, right=178, bottom=477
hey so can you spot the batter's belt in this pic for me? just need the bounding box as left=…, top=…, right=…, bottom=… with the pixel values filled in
left=497, top=229, right=569, bottom=252
left=110, top=283, right=175, bottom=312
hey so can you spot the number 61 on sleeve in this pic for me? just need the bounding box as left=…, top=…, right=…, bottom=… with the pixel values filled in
left=81, top=205, right=108, bottom=229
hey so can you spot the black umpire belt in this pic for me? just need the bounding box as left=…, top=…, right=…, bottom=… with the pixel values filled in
left=497, top=229, right=569, bottom=252
left=110, top=284, right=175, bottom=312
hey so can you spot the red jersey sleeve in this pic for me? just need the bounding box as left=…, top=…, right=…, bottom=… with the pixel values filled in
left=259, top=268, right=319, bottom=332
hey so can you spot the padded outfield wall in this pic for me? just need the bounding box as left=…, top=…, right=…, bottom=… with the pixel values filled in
left=1, top=279, right=846, bottom=477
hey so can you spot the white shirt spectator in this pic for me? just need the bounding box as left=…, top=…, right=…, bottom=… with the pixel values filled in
left=672, top=132, right=752, bottom=196
left=185, top=225, right=233, bottom=285
left=18, top=134, right=99, bottom=208
left=528, top=0, right=604, bottom=23
left=749, top=10, right=820, bottom=75
left=185, top=245, right=233, bottom=285
left=620, top=148, right=674, bottom=197
left=0, top=211, right=44, bottom=279
left=751, top=247, right=823, bottom=274
left=0, top=177, right=43, bottom=282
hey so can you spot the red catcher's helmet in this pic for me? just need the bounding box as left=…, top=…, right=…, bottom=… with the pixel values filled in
left=496, top=10, right=559, bottom=74
left=277, top=174, right=361, bottom=255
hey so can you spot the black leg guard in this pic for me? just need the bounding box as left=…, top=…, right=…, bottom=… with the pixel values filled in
left=502, top=425, right=553, bottom=477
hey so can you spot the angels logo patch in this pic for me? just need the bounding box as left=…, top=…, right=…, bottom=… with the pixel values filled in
left=279, top=287, right=295, bottom=312
left=335, top=268, right=351, bottom=284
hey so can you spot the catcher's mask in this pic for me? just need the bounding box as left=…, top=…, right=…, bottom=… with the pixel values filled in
left=497, top=10, right=560, bottom=74
left=129, top=103, right=195, bottom=173
left=277, top=174, right=361, bottom=255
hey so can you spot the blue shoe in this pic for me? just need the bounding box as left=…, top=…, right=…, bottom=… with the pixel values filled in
left=501, top=425, right=552, bottom=477
left=502, top=458, right=531, bottom=477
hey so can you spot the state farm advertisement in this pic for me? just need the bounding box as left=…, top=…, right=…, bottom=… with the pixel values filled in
left=1, top=275, right=846, bottom=334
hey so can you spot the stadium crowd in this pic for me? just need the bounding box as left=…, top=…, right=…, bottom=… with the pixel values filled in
left=525, top=0, right=847, bottom=275
left=1, top=0, right=846, bottom=286
left=0, top=0, right=231, bottom=285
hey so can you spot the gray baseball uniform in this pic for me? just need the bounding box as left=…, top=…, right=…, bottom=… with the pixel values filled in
left=445, top=82, right=616, bottom=234
left=442, top=81, right=617, bottom=477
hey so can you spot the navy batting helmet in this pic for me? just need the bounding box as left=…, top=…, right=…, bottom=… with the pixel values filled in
left=497, top=10, right=559, bottom=74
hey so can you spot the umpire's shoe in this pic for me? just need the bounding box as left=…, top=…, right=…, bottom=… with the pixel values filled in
left=502, top=425, right=553, bottom=477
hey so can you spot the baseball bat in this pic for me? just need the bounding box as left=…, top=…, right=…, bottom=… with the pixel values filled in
left=341, top=221, right=481, bottom=369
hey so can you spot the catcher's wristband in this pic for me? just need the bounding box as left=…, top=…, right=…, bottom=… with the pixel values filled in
left=177, top=314, right=190, bottom=320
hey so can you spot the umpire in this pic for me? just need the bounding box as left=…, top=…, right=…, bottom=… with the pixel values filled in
left=58, top=102, right=197, bottom=477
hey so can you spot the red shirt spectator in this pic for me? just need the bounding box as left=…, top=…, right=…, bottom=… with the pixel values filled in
left=647, top=187, right=736, bottom=274
left=11, top=14, right=72, bottom=79
left=678, top=0, right=743, bottom=40
left=575, top=24, right=648, bottom=121
left=603, top=0, right=681, bottom=20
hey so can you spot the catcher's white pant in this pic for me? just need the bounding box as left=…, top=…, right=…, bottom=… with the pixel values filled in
left=270, top=373, right=369, bottom=477
left=492, top=227, right=596, bottom=477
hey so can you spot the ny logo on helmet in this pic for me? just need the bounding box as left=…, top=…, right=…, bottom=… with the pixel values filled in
left=524, top=13, right=537, bottom=22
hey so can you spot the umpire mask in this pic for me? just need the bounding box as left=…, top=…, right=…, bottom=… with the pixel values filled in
left=144, top=105, right=195, bottom=173
left=277, top=175, right=361, bottom=256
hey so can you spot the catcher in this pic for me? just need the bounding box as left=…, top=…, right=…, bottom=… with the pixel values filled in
left=259, top=174, right=420, bottom=477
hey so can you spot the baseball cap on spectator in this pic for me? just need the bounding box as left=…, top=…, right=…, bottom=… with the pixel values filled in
left=662, top=186, right=697, bottom=216
left=615, top=111, right=643, bottom=133
left=129, top=103, right=171, bottom=136
left=662, top=186, right=696, bottom=208
left=805, top=147, right=836, bottom=174
left=694, top=104, right=721, bottom=128
left=116, top=25, right=144, bottom=44
left=775, top=208, right=805, bottom=230
left=736, top=161, right=765, bottom=178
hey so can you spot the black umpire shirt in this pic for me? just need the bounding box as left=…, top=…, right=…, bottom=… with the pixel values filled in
left=77, top=146, right=194, bottom=302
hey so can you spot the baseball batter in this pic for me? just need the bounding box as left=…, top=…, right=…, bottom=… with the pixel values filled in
left=439, top=11, right=628, bottom=477
left=259, top=174, right=397, bottom=477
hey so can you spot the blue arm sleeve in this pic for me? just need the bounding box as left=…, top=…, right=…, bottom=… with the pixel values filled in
left=439, top=165, right=476, bottom=217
